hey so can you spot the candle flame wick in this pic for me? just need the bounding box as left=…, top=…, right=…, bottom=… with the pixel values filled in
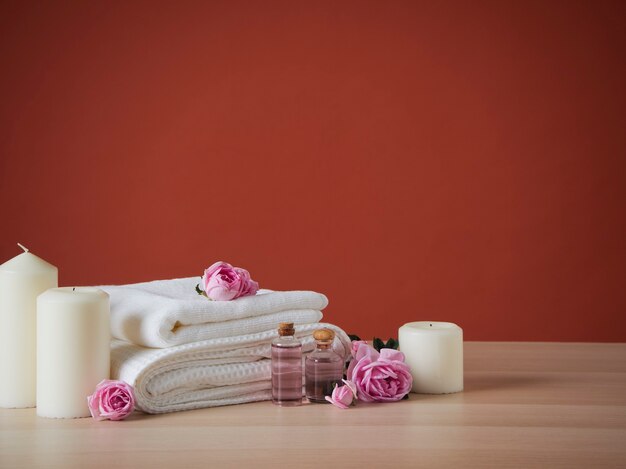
left=17, top=243, right=29, bottom=253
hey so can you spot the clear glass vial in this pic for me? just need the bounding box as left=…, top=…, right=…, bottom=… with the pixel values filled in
left=305, top=328, right=344, bottom=403
left=271, top=322, right=303, bottom=406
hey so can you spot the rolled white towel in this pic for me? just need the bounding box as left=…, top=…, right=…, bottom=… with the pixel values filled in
left=111, top=322, right=351, bottom=413
left=100, top=277, right=328, bottom=348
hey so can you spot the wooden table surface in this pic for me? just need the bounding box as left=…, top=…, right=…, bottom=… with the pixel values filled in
left=1, top=342, right=625, bottom=468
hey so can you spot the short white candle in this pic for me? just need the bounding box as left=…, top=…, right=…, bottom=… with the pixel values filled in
left=0, top=244, right=58, bottom=408
left=398, top=321, right=463, bottom=394
left=37, top=287, right=110, bottom=418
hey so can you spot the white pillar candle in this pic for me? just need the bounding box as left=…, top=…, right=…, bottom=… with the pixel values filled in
left=37, top=287, right=110, bottom=418
left=0, top=244, right=58, bottom=408
left=398, top=321, right=463, bottom=394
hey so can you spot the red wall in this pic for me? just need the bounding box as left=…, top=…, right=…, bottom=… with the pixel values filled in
left=1, top=1, right=625, bottom=342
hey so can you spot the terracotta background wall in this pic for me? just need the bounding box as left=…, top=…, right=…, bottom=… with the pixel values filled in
left=1, top=1, right=625, bottom=342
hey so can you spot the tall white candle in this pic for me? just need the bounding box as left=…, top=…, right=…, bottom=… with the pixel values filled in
left=37, top=287, right=110, bottom=418
left=398, top=321, right=463, bottom=394
left=0, top=244, right=58, bottom=408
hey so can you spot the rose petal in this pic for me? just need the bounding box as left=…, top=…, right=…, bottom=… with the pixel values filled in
left=342, top=379, right=358, bottom=399
left=354, top=343, right=379, bottom=362
left=325, top=395, right=349, bottom=409
left=379, top=348, right=406, bottom=362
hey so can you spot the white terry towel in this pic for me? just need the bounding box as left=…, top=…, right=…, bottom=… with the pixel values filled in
left=111, top=323, right=351, bottom=413
left=100, top=277, right=328, bottom=348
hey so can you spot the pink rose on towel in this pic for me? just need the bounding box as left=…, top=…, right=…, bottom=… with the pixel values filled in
left=201, top=261, right=259, bottom=301
left=87, top=380, right=135, bottom=421
left=347, top=342, right=412, bottom=402
left=325, top=379, right=357, bottom=409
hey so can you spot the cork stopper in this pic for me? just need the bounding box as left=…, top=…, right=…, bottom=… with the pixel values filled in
left=313, top=328, right=335, bottom=342
left=278, top=322, right=295, bottom=336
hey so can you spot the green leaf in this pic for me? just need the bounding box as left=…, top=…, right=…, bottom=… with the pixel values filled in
left=348, top=334, right=362, bottom=342
left=372, top=337, right=385, bottom=352
left=384, top=338, right=399, bottom=350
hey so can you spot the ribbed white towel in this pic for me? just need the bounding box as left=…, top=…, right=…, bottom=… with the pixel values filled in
left=111, top=323, right=351, bottom=413
left=100, top=277, right=328, bottom=348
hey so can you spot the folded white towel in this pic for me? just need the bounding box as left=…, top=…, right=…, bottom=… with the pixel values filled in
left=111, top=323, right=351, bottom=413
left=101, top=277, right=328, bottom=348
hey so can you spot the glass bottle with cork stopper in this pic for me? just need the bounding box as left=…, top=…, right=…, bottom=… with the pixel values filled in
left=271, top=322, right=303, bottom=406
left=305, top=328, right=344, bottom=403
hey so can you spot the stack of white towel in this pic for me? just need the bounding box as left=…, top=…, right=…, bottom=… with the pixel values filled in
left=101, top=277, right=351, bottom=413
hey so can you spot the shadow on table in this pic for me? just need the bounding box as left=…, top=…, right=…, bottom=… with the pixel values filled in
left=405, top=373, right=555, bottom=402
left=463, top=373, right=553, bottom=393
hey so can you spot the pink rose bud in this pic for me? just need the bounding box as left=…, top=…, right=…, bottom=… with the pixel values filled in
left=202, top=262, right=259, bottom=301
left=87, top=379, right=136, bottom=421
left=325, top=380, right=357, bottom=409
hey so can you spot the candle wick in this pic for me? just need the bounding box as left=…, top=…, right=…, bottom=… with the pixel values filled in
left=17, top=242, right=29, bottom=253
left=430, top=324, right=432, bottom=327
left=73, top=288, right=76, bottom=292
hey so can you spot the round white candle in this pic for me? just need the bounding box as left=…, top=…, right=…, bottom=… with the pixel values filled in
left=0, top=244, right=58, bottom=408
left=398, top=321, right=463, bottom=394
left=37, top=287, right=110, bottom=418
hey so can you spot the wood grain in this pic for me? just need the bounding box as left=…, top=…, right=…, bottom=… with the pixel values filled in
left=1, top=342, right=625, bottom=468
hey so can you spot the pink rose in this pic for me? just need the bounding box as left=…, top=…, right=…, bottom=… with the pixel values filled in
left=202, top=261, right=259, bottom=301
left=325, top=379, right=357, bottom=409
left=347, top=343, right=412, bottom=402
left=87, top=379, right=135, bottom=421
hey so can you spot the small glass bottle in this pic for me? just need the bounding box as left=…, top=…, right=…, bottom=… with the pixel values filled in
left=271, top=322, right=303, bottom=406
left=305, top=328, right=344, bottom=403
